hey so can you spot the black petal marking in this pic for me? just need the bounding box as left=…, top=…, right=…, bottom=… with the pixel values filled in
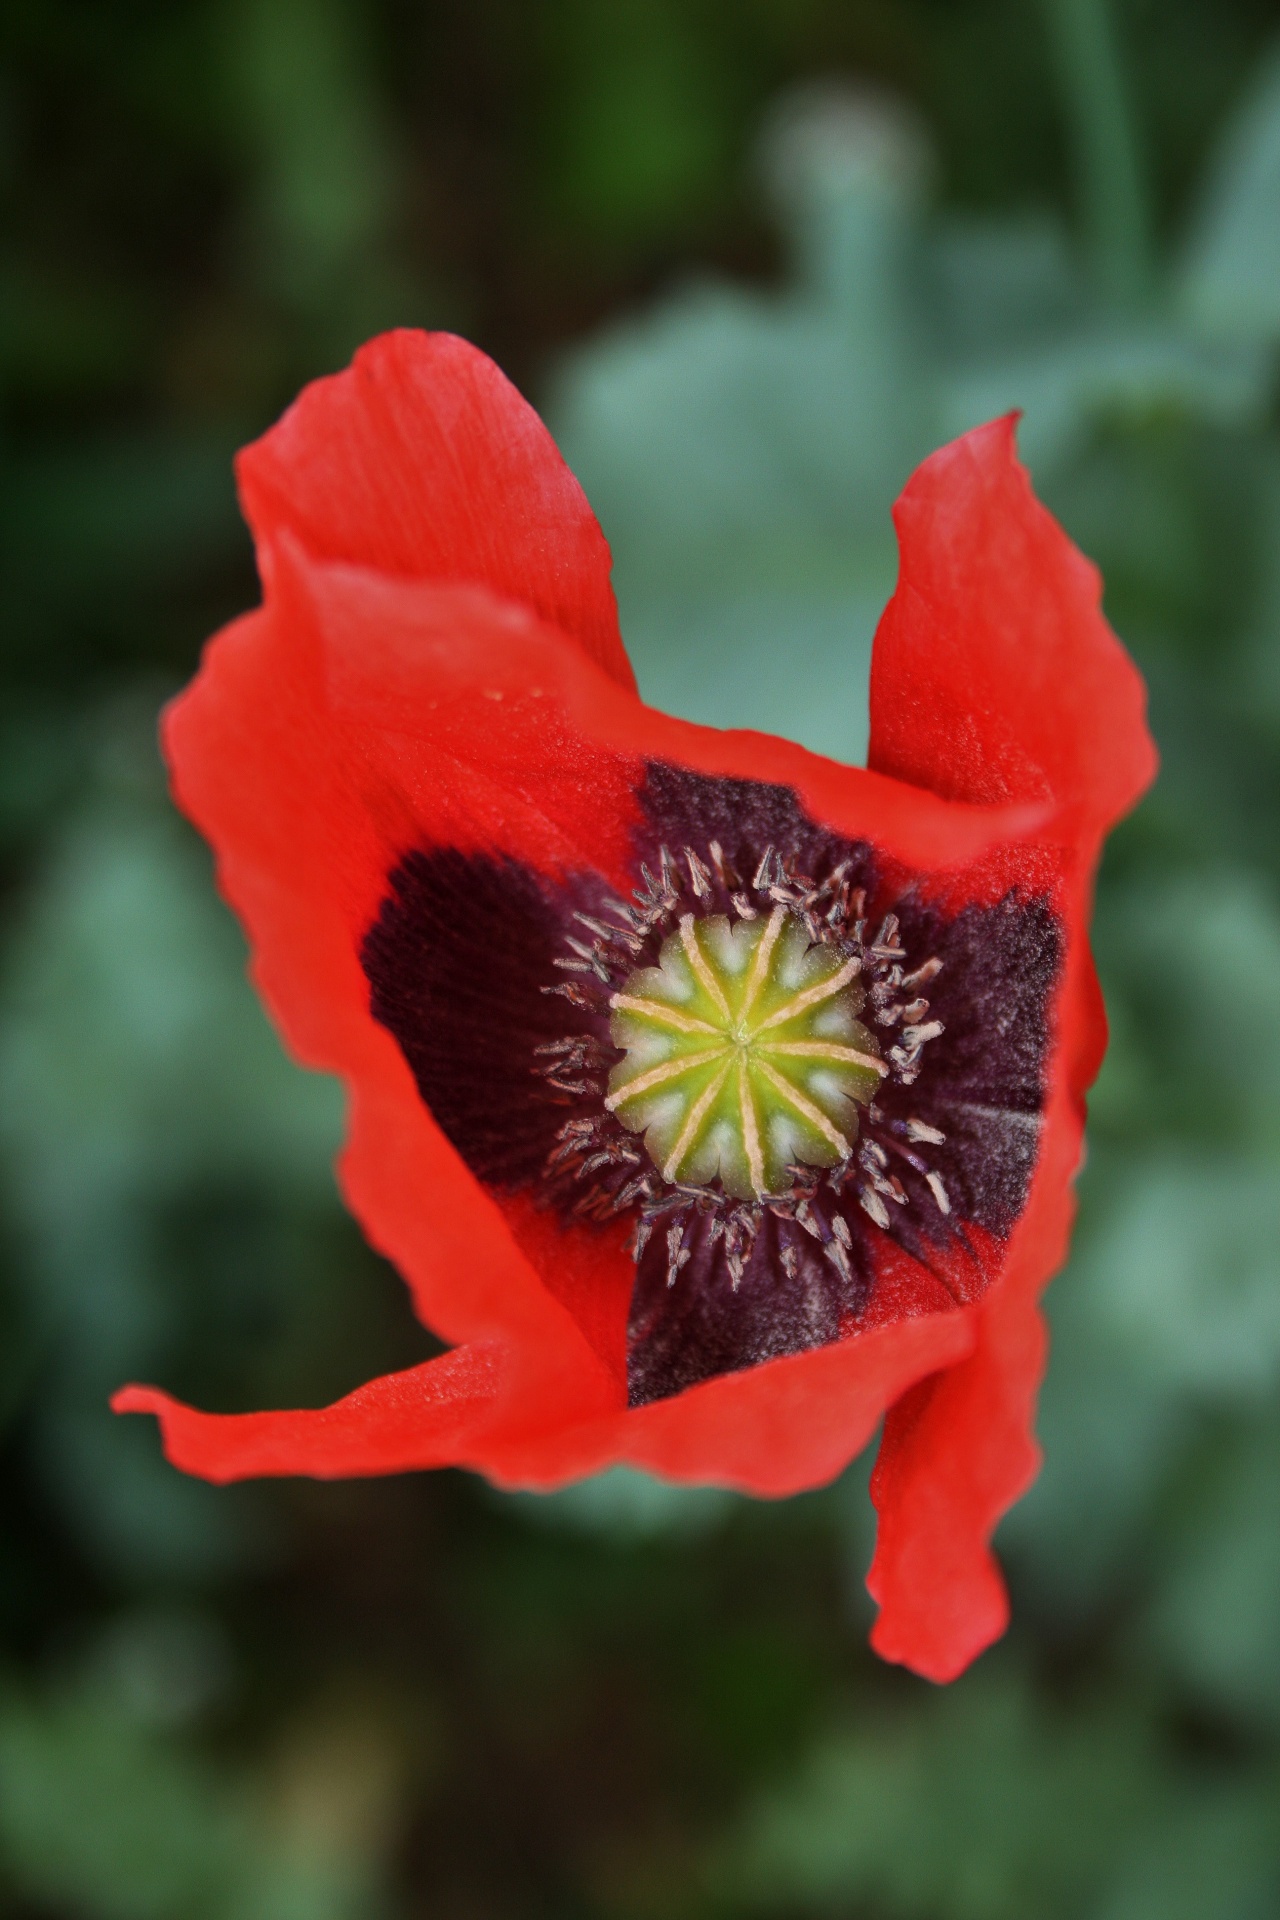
left=627, top=1208, right=871, bottom=1406
left=886, top=894, right=1061, bottom=1242
left=635, top=762, right=878, bottom=903
left=362, top=849, right=610, bottom=1188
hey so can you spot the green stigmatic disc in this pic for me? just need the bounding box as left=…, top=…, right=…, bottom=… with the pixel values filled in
left=606, top=907, right=885, bottom=1202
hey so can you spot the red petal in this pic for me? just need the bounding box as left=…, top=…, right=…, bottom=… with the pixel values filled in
left=117, top=388, right=1153, bottom=1674
left=863, top=857, right=1105, bottom=1680
left=110, top=1345, right=506, bottom=1482
left=869, top=416, right=1158, bottom=825
left=493, top=1308, right=977, bottom=1498
left=160, top=583, right=634, bottom=1389
left=237, top=329, right=635, bottom=692
left=111, top=1310, right=976, bottom=1496
left=865, top=1248, right=1051, bottom=1682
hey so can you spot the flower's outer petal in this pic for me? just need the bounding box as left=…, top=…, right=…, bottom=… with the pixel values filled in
left=865, top=1191, right=1057, bottom=1682
left=110, top=1346, right=507, bottom=1483
left=110, top=1310, right=976, bottom=1496
left=864, top=856, right=1105, bottom=1680
left=237, top=329, right=635, bottom=692
left=157, top=585, right=632, bottom=1411
left=868, top=415, right=1158, bottom=826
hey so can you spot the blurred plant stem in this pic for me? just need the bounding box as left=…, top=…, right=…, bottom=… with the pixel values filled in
left=1040, top=0, right=1154, bottom=305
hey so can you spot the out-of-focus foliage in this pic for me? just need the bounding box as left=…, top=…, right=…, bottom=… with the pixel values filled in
left=4, top=1, right=1280, bottom=1915
left=551, top=44, right=1280, bottom=761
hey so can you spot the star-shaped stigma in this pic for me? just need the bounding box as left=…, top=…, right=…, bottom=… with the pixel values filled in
left=605, top=907, right=886, bottom=1201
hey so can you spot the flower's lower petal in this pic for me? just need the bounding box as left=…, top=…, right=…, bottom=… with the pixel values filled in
left=865, top=1273, right=1047, bottom=1681
left=111, top=1344, right=507, bottom=1484
left=607, top=1307, right=978, bottom=1495
left=863, top=924, right=1089, bottom=1681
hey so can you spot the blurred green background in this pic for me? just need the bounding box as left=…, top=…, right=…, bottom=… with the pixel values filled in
left=4, top=1, right=1280, bottom=1913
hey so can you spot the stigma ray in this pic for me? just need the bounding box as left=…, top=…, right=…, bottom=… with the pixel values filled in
left=604, top=1048, right=724, bottom=1108
left=752, top=1057, right=852, bottom=1159
left=738, top=1058, right=766, bottom=1198
left=752, top=956, right=861, bottom=1034
left=608, top=994, right=720, bottom=1036
left=763, top=1040, right=887, bottom=1073
left=678, top=915, right=733, bottom=1021
left=662, top=1061, right=733, bottom=1183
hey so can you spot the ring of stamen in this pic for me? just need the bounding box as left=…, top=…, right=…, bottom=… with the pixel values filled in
left=536, top=840, right=951, bottom=1276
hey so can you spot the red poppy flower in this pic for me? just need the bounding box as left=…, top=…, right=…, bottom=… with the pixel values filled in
left=112, top=330, right=1155, bottom=1682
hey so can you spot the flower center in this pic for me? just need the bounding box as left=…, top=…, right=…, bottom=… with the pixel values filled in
left=605, top=906, right=884, bottom=1201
